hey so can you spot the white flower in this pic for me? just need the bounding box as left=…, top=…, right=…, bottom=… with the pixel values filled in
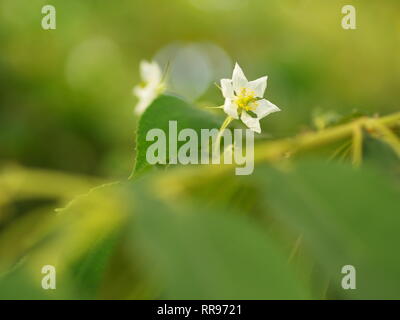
left=133, top=60, right=165, bottom=115
left=220, top=63, right=281, bottom=133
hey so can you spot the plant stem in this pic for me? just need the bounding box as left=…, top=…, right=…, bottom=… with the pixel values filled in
left=213, top=116, right=233, bottom=155
left=153, top=112, right=400, bottom=199
left=351, top=125, right=363, bottom=167
left=254, top=112, right=400, bottom=163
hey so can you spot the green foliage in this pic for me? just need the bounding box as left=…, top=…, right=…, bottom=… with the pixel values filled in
left=70, top=230, right=121, bottom=298
left=363, top=135, right=400, bottom=177
left=129, top=186, right=310, bottom=299
left=1, top=112, right=399, bottom=300
left=254, top=161, right=400, bottom=299
left=133, top=94, right=220, bottom=176
left=1, top=0, right=400, bottom=300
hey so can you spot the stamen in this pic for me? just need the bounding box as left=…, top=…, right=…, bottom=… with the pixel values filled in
left=234, top=88, right=259, bottom=112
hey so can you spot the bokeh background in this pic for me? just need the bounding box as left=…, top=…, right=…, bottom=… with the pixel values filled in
left=0, top=0, right=400, bottom=300
left=1, top=0, right=399, bottom=178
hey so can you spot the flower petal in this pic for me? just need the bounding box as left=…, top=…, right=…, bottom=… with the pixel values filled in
left=135, top=97, right=151, bottom=115
left=133, top=85, right=142, bottom=96
left=220, top=79, right=234, bottom=99
left=133, top=83, right=159, bottom=115
left=241, top=111, right=261, bottom=133
left=254, top=99, right=281, bottom=119
left=247, top=76, right=268, bottom=97
left=133, top=85, right=147, bottom=97
left=232, top=63, right=248, bottom=93
left=140, top=60, right=162, bottom=84
left=135, top=91, right=156, bottom=115
left=223, top=98, right=239, bottom=119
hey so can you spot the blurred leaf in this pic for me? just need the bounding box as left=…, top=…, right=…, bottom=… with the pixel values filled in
left=0, top=263, right=74, bottom=300
left=69, top=230, right=120, bottom=299
left=7, top=182, right=128, bottom=299
left=363, top=135, right=400, bottom=177
left=0, top=207, right=58, bottom=273
left=129, top=186, right=311, bottom=299
left=132, top=94, right=220, bottom=176
left=255, top=161, right=400, bottom=299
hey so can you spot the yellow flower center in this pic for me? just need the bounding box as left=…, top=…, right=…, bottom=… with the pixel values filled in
left=235, top=88, right=259, bottom=112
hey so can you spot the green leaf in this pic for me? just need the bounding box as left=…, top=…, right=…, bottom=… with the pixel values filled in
left=363, top=135, right=400, bottom=177
left=69, top=230, right=120, bottom=298
left=255, top=161, right=400, bottom=299
left=128, top=186, right=311, bottom=299
left=0, top=263, right=74, bottom=299
left=132, top=94, right=221, bottom=176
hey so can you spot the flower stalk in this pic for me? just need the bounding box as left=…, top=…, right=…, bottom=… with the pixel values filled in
left=351, top=125, right=363, bottom=167
left=213, top=115, right=233, bottom=155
